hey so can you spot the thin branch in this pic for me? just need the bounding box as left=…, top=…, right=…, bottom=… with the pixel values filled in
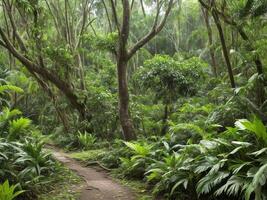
left=3, top=0, right=27, bottom=52
left=110, top=0, right=120, bottom=32
left=75, top=0, right=91, bottom=49
left=140, top=0, right=146, bottom=17
left=0, top=39, right=8, bottom=48
left=45, top=0, right=61, bottom=36
left=102, top=0, right=112, bottom=32
left=127, top=0, right=174, bottom=59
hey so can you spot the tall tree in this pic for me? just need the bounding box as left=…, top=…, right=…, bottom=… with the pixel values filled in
left=199, top=0, right=265, bottom=101
left=0, top=0, right=94, bottom=120
left=201, top=4, right=217, bottom=76
left=109, top=0, right=175, bottom=140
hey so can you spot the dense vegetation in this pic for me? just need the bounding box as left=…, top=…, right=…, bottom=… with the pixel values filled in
left=0, top=0, right=267, bottom=199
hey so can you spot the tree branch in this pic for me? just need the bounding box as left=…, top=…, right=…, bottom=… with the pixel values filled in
left=0, top=26, right=87, bottom=117
left=110, top=0, right=120, bottom=32
left=127, top=0, right=174, bottom=59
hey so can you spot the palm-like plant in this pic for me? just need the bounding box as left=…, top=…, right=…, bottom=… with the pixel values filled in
left=0, top=108, right=22, bottom=135
left=235, top=116, right=267, bottom=145
left=0, top=84, right=23, bottom=108
left=0, top=180, right=24, bottom=200
left=8, top=118, right=32, bottom=141
left=77, top=131, right=97, bottom=150
left=15, top=140, right=54, bottom=176
left=120, top=117, right=267, bottom=200
left=119, top=141, right=154, bottom=178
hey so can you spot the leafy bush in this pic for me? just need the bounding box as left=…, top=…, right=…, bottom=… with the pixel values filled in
left=100, top=140, right=133, bottom=169
left=113, top=118, right=267, bottom=199
left=77, top=131, right=97, bottom=150
left=136, top=55, right=206, bottom=103
left=207, top=99, right=248, bottom=128
left=119, top=141, right=154, bottom=178
left=168, top=122, right=206, bottom=145
left=8, top=118, right=32, bottom=140
left=0, top=84, right=23, bottom=108
left=16, top=140, right=55, bottom=176
left=0, top=138, right=56, bottom=199
left=0, top=108, right=22, bottom=135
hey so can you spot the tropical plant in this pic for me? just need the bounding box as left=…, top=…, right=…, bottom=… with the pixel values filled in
left=117, top=141, right=154, bottom=178
left=135, top=55, right=208, bottom=134
left=0, top=108, right=22, bottom=135
left=0, top=84, right=23, bottom=108
left=235, top=116, right=267, bottom=145
left=0, top=138, right=56, bottom=199
left=77, top=132, right=97, bottom=150
left=0, top=180, right=24, bottom=200
left=15, top=140, right=55, bottom=176
left=8, top=118, right=32, bottom=141
left=114, top=118, right=267, bottom=199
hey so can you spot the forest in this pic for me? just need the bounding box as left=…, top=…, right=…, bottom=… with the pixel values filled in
left=0, top=0, right=267, bottom=199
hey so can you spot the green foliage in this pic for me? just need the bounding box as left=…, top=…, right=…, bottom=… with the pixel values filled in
left=0, top=85, right=24, bottom=94
left=100, top=140, right=132, bottom=169
left=124, top=141, right=153, bottom=157
left=17, top=140, right=55, bottom=176
left=105, top=118, right=267, bottom=199
left=0, top=107, right=35, bottom=141
left=0, top=138, right=56, bottom=199
left=0, top=180, right=24, bottom=200
left=136, top=55, right=207, bottom=104
left=8, top=118, right=32, bottom=140
left=119, top=141, right=154, bottom=178
left=84, top=32, right=118, bottom=51
left=77, top=131, right=97, bottom=150
left=237, top=0, right=267, bottom=18
left=207, top=98, right=247, bottom=128
left=168, top=122, right=206, bottom=145
left=0, top=108, right=22, bottom=132
left=44, top=45, right=73, bottom=66
left=235, top=116, right=267, bottom=144
left=85, top=82, right=118, bottom=137
left=0, top=84, right=23, bottom=108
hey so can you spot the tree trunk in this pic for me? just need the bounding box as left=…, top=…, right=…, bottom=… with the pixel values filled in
left=161, top=104, right=169, bottom=135
left=0, top=26, right=88, bottom=120
left=236, top=27, right=265, bottom=104
left=117, top=59, right=136, bottom=141
left=112, top=0, right=173, bottom=140
left=212, top=10, right=235, bottom=88
left=201, top=7, right=217, bottom=77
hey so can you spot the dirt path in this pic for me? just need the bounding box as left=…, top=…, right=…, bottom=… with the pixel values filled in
left=51, top=149, right=137, bottom=200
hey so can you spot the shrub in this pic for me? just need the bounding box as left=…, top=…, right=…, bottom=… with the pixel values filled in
left=77, top=131, right=97, bottom=150
left=206, top=99, right=248, bottom=128
left=168, top=122, right=206, bottom=145
left=115, top=118, right=267, bottom=199
left=0, top=138, right=56, bottom=199
left=8, top=118, right=32, bottom=140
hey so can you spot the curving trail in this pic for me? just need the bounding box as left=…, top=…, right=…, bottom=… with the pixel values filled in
left=51, top=149, right=136, bottom=200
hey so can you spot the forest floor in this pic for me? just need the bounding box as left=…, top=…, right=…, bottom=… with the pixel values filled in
left=49, top=147, right=137, bottom=200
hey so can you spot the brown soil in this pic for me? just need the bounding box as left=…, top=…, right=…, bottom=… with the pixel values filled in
left=51, top=149, right=137, bottom=200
